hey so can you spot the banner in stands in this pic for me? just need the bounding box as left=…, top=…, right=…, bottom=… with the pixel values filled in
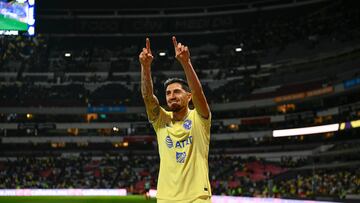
left=87, top=106, right=126, bottom=113
left=344, top=77, right=360, bottom=89
left=274, top=86, right=333, bottom=103
left=0, top=189, right=126, bottom=196
left=17, top=123, right=56, bottom=130
left=0, top=189, right=341, bottom=202
left=339, top=119, right=360, bottom=130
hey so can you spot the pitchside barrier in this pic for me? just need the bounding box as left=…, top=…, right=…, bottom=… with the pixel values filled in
left=0, top=189, right=344, bottom=203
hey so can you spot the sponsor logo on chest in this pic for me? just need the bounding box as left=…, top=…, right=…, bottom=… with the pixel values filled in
left=165, top=135, right=193, bottom=149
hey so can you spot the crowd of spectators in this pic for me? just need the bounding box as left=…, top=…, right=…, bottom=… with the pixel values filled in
left=209, top=156, right=360, bottom=199
left=0, top=90, right=358, bottom=140
left=0, top=35, right=48, bottom=73
left=0, top=153, right=359, bottom=200
left=0, top=57, right=359, bottom=108
left=1, top=43, right=359, bottom=109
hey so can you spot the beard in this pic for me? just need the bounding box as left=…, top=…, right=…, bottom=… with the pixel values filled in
left=168, top=103, right=183, bottom=112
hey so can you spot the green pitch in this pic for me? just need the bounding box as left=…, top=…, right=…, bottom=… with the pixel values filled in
left=0, top=14, right=28, bottom=30
left=0, top=195, right=156, bottom=203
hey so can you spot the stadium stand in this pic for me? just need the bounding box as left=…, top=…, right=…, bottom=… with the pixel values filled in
left=0, top=0, right=360, bottom=202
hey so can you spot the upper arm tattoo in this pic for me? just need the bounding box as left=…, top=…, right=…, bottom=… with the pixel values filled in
left=145, top=95, right=160, bottom=122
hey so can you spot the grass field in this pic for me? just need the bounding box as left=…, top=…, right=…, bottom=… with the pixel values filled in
left=0, top=195, right=157, bottom=203
left=0, top=14, right=28, bottom=30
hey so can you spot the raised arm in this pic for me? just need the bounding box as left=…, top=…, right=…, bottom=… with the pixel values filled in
left=172, top=36, right=210, bottom=119
left=139, top=38, right=160, bottom=122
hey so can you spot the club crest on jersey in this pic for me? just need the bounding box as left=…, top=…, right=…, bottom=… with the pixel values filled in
left=165, top=136, right=173, bottom=148
left=176, top=152, right=186, bottom=163
left=183, top=119, right=192, bottom=130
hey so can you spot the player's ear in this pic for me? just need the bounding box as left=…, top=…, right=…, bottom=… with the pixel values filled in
left=187, top=92, right=192, bottom=102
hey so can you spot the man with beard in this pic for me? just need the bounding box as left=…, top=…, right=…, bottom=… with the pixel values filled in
left=139, top=36, right=211, bottom=203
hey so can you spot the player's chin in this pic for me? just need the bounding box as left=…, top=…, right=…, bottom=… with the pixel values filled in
left=168, top=104, right=181, bottom=112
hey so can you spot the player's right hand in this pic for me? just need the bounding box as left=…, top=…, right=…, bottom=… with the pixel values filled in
left=139, top=38, right=154, bottom=68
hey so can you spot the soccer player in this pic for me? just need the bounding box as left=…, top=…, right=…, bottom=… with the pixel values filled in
left=139, top=36, right=212, bottom=203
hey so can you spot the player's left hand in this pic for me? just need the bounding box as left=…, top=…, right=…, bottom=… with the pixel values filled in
left=172, top=36, right=190, bottom=65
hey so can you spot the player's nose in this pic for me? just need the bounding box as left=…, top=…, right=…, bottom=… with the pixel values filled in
left=168, top=92, right=176, bottom=99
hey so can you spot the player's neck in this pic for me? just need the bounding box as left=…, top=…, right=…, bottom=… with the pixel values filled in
left=172, top=107, right=190, bottom=122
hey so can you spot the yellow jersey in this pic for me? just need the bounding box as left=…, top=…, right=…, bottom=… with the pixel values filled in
left=152, top=107, right=211, bottom=201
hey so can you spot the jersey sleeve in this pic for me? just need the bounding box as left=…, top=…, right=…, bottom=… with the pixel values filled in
left=151, top=106, right=168, bottom=132
left=194, top=108, right=211, bottom=126
left=194, top=108, right=211, bottom=143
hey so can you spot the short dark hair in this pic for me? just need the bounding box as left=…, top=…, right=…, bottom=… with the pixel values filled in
left=164, top=78, right=191, bottom=93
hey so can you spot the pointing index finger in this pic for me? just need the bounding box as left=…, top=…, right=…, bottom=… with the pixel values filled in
left=172, top=36, right=178, bottom=48
left=146, top=38, right=151, bottom=51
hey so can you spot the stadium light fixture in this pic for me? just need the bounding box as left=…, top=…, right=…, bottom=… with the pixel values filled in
left=235, top=47, right=242, bottom=52
left=273, top=123, right=339, bottom=137
left=159, top=52, right=166, bottom=56
left=64, top=52, right=71, bottom=57
left=29, top=0, right=35, bottom=6
left=28, top=26, right=35, bottom=36
left=26, top=113, right=33, bottom=119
